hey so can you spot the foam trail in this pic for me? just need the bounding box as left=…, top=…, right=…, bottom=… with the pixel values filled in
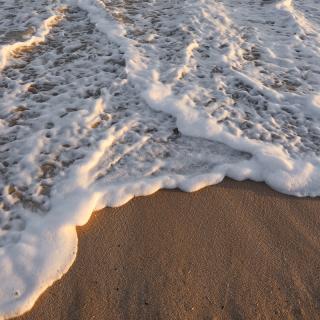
left=0, top=10, right=65, bottom=71
left=78, top=0, right=320, bottom=194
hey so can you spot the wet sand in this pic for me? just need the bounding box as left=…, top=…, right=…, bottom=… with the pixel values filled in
left=14, top=179, right=320, bottom=319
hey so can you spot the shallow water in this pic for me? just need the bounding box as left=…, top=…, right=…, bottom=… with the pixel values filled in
left=0, top=0, right=320, bottom=318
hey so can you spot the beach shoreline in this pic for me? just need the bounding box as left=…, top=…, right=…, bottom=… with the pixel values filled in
left=13, top=179, right=320, bottom=320
left=2, top=0, right=320, bottom=319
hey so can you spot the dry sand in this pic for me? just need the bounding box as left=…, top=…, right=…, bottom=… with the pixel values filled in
left=14, top=179, right=320, bottom=320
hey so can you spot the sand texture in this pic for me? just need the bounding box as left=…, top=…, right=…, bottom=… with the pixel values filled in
left=14, top=179, right=320, bottom=320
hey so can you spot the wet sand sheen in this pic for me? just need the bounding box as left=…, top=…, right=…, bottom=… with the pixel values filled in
left=14, top=179, right=320, bottom=319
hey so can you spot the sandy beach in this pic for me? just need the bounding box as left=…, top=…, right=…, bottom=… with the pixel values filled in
left=2, top=0, right=320, bottom=319
left=13, top=179, right=320, bottom=320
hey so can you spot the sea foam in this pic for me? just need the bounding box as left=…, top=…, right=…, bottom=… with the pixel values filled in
left=0, top=0, right=320, bottom=318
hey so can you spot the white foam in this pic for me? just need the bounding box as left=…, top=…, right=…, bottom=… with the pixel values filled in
left=0, top=0, right=320, bottom=318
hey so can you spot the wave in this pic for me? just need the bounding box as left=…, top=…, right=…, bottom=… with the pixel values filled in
left=0, top=0, right=320, bottom=318
left=0, top=12, right=65, bottom=71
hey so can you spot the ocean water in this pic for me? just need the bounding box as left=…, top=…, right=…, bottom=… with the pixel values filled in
left=0, top=0, right=320, bottom=317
